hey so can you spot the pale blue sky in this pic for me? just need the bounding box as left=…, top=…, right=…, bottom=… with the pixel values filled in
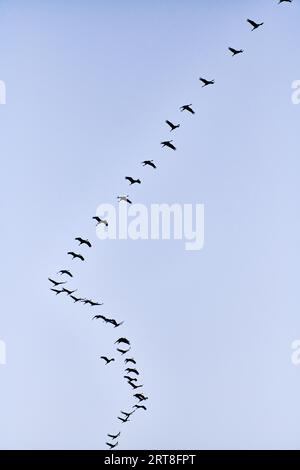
left=0, top=0, right=300, bottom=450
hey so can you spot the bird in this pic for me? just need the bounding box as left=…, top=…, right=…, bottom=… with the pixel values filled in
left=117, top=347, right=131, bottom=355
left=125, top=368, right=139, bottom=375
left=115, top=338, right=130, bottom=346
left=93, top=314, right=109, bottom=321
left=107, top=432, right=121, bottom=440
left=125, top=177, right=141, bottom=185
left=228, top=47, right=244, bottom=56
left=118, top=416, right=130, bottom=423
left=48, top=278, right=66, bottom=287
left=278, top=0, right=292, bottom=3
left=67, top=252, right=85, bottom=261
left=51, top=288, right=64, bottom=295
left=161, top=140, right=176, bottom=151
left=106, top=441, right=118, bottom=449
left=120, top=411, right=135, bottom=418
left=247, top=19, right=264, bottom=31
left=100, top=356, right=115, bottom=365
left=180, top=104, right=195, bottom=114
left=62, top=287, right=77, bottom=296
left=124, top=376, right=137, bottom=382
left=128, top=381, right=143, bottom=390
left=118, top=195, right=132, bottom=204
left=199, top=78, right=215, bottom=87
left=70, top=295, right=82, bottom=303
left=125, top=358, right=136, bottom=365
left=142, top=160, right=157, bottom=169
left=75, top=237, right=92, bottom=248
left=93, top=216, right=108, bottom=227
left=165, top=120, right=180, bottom=131
left=134, top=393, right=148, bottom=402
left=107, top=319, right=124, bottom=328
left=57, top=270, right=73, bottom=278
left=133, top=404, right=147, bottom=411
left=82, top=299, right=103, bottom=306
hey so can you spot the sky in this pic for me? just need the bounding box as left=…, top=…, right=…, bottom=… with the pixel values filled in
left=0, top=0, right=300, bottom=450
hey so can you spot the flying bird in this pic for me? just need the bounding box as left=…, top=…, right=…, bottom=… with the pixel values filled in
left=106, top=442, right=118, bottom=449
left=128, top=381, right=143, bottom=390
left=67, top=252, right=85, bottom=261
left=58, top=270, right=73, bottom=278
left=278, top=0, right=292, bottom=3
left=107, top=432, right=121, bottom=440
left=120, top=411, right=135, bottom=418
left=107, top=319, right=124, bottom=328
left=125, top=358, right=136, bottom=365
left=180, top=104, right=195, bottom=114
left=62, top=287, right=77, bottom=296
left=93, top=314, right=109, bottom=321
left=75, top=237, right=92, bottom=248
left=93, top=216, right=108, bottom=227
left=117, top=347, right=131, bottom=355
left=134, top=393, right=148, bottom=402
left=117, top=416, right=130, bottom=423
left=125, top=368, right=139, bottom=375
left=48, top=278, right=66, bottom=287
left=124, top=376, right=137, bottom=382
left=142, top=160, right=157, bottom=169
left=165, top=120, right=180, bottom=131
left=51, top=288, right=64, bottom=295
left=115, top=338, right=130, bottom=346
left=199, top=78, right=215, bottom=87
left=125, top=177, right=141, bottom=185
left=70, top=295, right=82, bottom=303
left=228, top=47, right=244, bottom=56
left=247, top=19, right=264, bottom=31
left=133, top=404, right=147, bottom=411
left=161, top=140, right=176, bottom=151
left=100, top=356, right=115, bottom=365
left=118, top=195, right=132, bottom=204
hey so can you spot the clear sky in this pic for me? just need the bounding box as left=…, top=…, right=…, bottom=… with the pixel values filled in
left=0, top=0, right=300, bottom=450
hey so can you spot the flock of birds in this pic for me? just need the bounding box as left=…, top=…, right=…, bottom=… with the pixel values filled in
left=48, top=1, right=293, bottom=450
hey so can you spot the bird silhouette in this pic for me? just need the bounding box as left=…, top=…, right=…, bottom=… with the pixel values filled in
left=48, top=278, right=66, bottom=287
left=57, top=270, right=73, bottom=278
left=124, top=376, right=137, bottom=382
left=125, top=358, right=136, bottom=365
left=228, top=47, right=244, bottom=56
left=51, top=288, right=64, bottom=295
left=107, top=319, right=124, bottom=328
left=75, top=237, right=92, bottom=248
left=117, top=347, right=131, bottom=355
left=93, top=314, right=109, bottom=321
left=247, top=19, right=264, bottom=31
left=118, top=416, right=130, bottom=423
left=278, top=0, right=292, bottom=3
left=165, top=120, right=180, bottom=131
left=106, top=441, right=119, bottom=449
left=100, top=356, right=115, bottom=365
left=107, top=432, right=121, bottom=440
left=180, top=104, right=195, bottom=114
left=133, top=404, right=147, bottom=411
left=70, top=295, right=82, bottom=303
left=125, top=177, right=141, bottom=185
left=134, top=393, right=148, bottom=402
left=115, top=338, right=130, bottom=346
left=142, top=160, right=157, bottom=169
left=93, top=216, right=108, bottom=227
left=120, top=411, right=135, bottom=418
left=161, top=140, right=176, bottom=151
left=67, top=252, right=85, bottom=261
left=199, top=78, right=215, bottom=87
left=125, top=368, right=139, bottom=375
left=62, top=287, right=77, bottom=296
left=118, top=195, right=132, bottom=204
left=128, top=381, right=143, bottom=390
